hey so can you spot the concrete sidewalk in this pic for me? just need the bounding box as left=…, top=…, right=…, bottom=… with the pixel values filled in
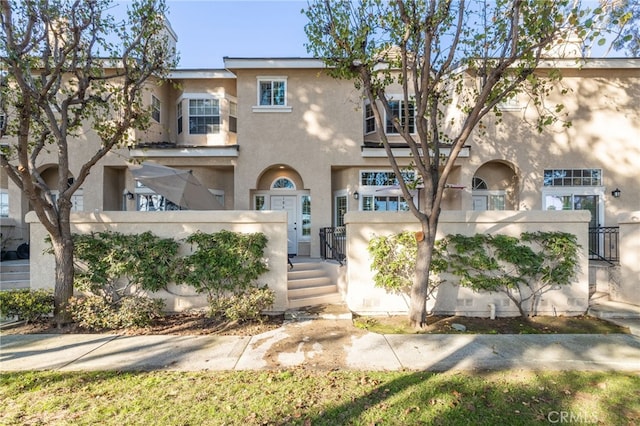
left=2, top=319, right=640, bottom=372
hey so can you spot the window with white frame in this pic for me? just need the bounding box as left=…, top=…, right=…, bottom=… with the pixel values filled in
left=335, top=194, right=347, bottom=227
left=229, top=101, right=237, bottom=133
left=271, top=177, right=296, bottom=189
left=364, top=103, right=375, bottom=134
left=385, top=100, right=415, bottom=134
left=542, top=169, right=604, bottom=227
left=258, top=78, right=286, bottom=106
left=359, top=170, right=416, bottom=212
left=543, top=169, right=602, bottom=187
left=177, top=102, right=183, bottom=134
left=135, top=181, right=180, bottom=211
left=471, top=177, right=505, bottom=211
left=301, top=195, right=311, bottom=236
left=51, top=190, right=84, bottom=212
left=151, top=95, right=161, bottom=123
left=254, top=195, right=266, bottom=211
left=0, top=190, right=8, bottom=217
left=189, top=99, right=220, bottom=134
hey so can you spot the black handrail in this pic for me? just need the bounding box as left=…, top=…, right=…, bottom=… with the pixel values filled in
left=320, top=227, right=346, bottom=265
left=588, top=226, right=619, bottom=264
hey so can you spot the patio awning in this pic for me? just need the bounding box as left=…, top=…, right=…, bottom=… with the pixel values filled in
left=128, top=162, right=223, bottom=210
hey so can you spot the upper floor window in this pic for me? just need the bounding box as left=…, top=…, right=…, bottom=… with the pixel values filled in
left=364, top=103, right=375, bottom=134
left=229, top=101, right=237, bottom=133
left=543, top=169, right=602, bottom=187
left=177, top=102, right=183, bottom=134
left=189, top=99, right=220, bottom=134
left=386, top=100, right=415, bottom=134
left=259, top=78, right=286, bottom=106
left=151, top=95, right=161, bottom=123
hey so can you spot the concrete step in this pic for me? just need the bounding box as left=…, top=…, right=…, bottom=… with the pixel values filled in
left=0, top=260, right=30, bottom=273
left=0, top=260, right=30, bottom=291
left=285, top=303, right=352, bottom=320
left=288, top=276, right=332, bottom=290
left=588, top=300, right=640, bottom=319
left=288, top=292, right=344, bottom=309
left=287, top=259, right=344, bottom=309
left=287, top=268, right=325, bottom=281
left=0, top=279, right=31, bottom=291
left=589, top=291, right=610, bottom=303
left=288, top=282, right=338, bottom=299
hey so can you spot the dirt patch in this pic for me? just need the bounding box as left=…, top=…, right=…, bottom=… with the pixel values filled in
left=258, top=319, right=368, bottom=370
left=1, top=311, right=629, bottom=337
left=1, top=312, right=284, bottom=337
left=353, top=314, right=631, bottom=335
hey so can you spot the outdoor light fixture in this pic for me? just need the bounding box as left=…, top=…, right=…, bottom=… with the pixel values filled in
left=124, top=191, right=135, bottom=200
left=611, top=188, right=621, bottom=198
left=353, top=191, right=359, bottom=200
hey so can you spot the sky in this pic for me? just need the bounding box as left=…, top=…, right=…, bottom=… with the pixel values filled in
left=161, top=0, right=310, bottom=69
left=115, top=0, right=625, bottom=70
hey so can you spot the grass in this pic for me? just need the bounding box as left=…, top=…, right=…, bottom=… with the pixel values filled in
left=1, top=370, right=638, bottom=425
left=353, top=314, right=630, bottom=335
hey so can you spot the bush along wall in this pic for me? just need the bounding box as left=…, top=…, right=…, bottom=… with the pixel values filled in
left=69, top=230, right=273, bottom=329
left=369, top=231, right=580, bottom=318
left=436, top=231, right=580, bottom=317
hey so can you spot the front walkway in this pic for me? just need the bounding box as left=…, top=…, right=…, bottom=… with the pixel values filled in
left=2, top=319, right=640, bottom=372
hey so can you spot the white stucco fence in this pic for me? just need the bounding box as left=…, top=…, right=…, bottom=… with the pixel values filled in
left=26, top=211, right=289, bottom=312
left=344, top=210, right=591, bottom=317
left=616, top=211, right=640, bottom=306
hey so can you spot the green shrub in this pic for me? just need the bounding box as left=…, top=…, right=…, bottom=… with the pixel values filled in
left=368, top=231, right=445, bottom=298
left=176, top=230, right=269, bottom=305
left=66, top=295, right=164, bottom=330
left=0, top=289, right=54, bottom=323
left=208, top=285, right=275, bottom=322
left=73, top=231, right=179, bottom=303
left=436, top=231, right=580, bottom=317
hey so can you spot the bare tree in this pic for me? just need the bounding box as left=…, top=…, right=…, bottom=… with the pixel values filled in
left=0, top=0, right=176, bottom=324
left=304, top=0, right=617, bottom=328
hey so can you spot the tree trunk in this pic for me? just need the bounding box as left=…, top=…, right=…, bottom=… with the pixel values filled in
left=51, top=232, right=75, bottom=326
left=408, top=231, right=436, bottom=329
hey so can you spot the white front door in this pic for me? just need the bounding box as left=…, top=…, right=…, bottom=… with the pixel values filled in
left=271, top=195, right=297, bottom=254
left=472, top=195, right=488, bottom=211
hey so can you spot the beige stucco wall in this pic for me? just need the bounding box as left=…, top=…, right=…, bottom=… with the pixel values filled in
left=345, top=210, right=591, bottom=317
left=25, top=210, right=289, bottom=312
left=615, top=211, right=640, bottom=306
left=471, top=65, right=640, bottom=222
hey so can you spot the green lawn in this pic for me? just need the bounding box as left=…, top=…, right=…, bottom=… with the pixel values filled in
left=1, top=370, right=638, bottom=425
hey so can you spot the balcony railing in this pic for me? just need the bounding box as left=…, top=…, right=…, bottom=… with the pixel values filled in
left=320, top=227, right=346, bottom=265
left=588, top=226, right=619, bottom=264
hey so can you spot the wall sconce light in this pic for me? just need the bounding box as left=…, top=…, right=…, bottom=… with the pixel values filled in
left=124, top=191, right=135, bottom=200
left=353, top=191, right=359, bottom=200
left=611, top=188, right=621, bottom=198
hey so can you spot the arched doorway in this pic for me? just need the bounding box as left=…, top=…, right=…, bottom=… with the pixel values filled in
left=472, top=161, right=518, bottom=211
left=253, top=165, right=310, bottom=256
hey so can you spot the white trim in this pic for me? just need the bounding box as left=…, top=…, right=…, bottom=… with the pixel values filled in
left=129, top=147, right=239, bottom=157
left=224, top=58, right=326, bottom=69
left=168, top=70, right=236, bottom=79
left=362, top=146, right=470, bottom=158
left=542, top=187, right=605, bottom=225
left=177, top=92, right=221, bottom=102
left=252, top=106, right=293, bottom=113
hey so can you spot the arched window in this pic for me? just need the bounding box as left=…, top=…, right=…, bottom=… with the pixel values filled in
left=472, top=177, right=488, bottom=190
left=271, top=177, right=295, bottom=190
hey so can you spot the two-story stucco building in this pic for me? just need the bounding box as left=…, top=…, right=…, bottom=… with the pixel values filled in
left=2, top=28, right=639, bottom=314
